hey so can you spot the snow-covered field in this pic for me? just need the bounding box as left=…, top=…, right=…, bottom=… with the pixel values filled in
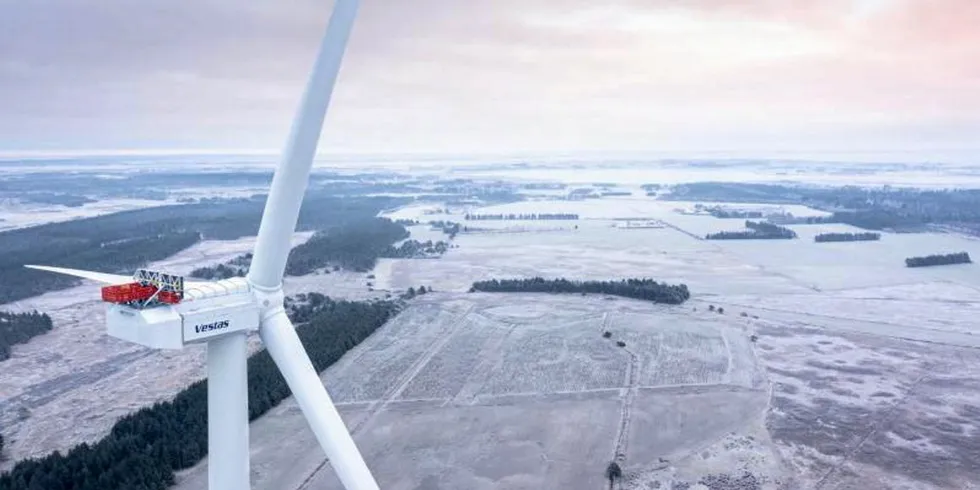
left=0, top=185, right=276, bottom=232
left=378, top=201, right=813, bottom=297
left=175, top=293, right=769, bottom=490
left=5, top=189, right=980, bottom=489
left=753, top=321, right=980, bottom=490
left=0, top=198, right=173, bottom=231
left=226, top=195, right=980, bottom=490
left=378, top=197, right=980, bottom=297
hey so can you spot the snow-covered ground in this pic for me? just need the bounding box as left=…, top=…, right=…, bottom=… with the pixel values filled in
left=5, top=188, right=980, bottom=488
left=4, top=154, right=980, bottom=187
left=0, top=198, right=173, bottom=232
left=461, top=165, right=980, bottom=188
left=287, top=195, right=980, bottom=489
left=175, top=293, right=770, bottom=490
left=376, top=197, right=980, bottom=297
left=0, top=185, right=275, bottom=232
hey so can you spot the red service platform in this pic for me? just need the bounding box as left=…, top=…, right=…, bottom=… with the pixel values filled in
left=101, top=282, right=157, bottom=303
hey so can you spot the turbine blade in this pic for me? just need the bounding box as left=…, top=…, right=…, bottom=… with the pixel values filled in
left=25, top=265, right=132, bottom=284
left=259, top=311, right=379, bottom=490
left=26, top=264, right=213, bottom=290
left=248, top=0, right=360, bottom=289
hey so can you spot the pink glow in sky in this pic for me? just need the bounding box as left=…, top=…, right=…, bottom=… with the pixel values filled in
left=0, top=0, right=976, bottom=158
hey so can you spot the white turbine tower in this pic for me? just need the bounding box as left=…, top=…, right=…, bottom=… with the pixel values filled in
left=26, top=1, right=379, bottom=489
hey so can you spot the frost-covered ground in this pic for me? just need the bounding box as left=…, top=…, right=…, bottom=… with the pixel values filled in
left=459, top=164, right=980, bottom=189
left=175, top=293, right=770, bottom=490
left=6, top=190, right=980, bottom=489
left=174, top=195, right=980, bottom=490
left=377, top=200, right=818, bottom=297
left=0, top=198, right=174, bottom=231
left=753, top=323, right=980, bottom=490
left=0, top=186, right=273, bottom=232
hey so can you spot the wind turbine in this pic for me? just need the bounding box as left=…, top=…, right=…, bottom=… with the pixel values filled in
left=25, top=0, right=378, bottom=489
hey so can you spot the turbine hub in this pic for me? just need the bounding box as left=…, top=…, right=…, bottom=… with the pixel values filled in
left=248, top=281, right=286, bottom=323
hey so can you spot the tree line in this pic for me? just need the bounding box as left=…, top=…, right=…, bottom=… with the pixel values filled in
left=390, top=219, right=459, bottom=239
left=381, top=239, right=449, bottom=259
left=282, top=292, right=331, bottom=324
left=189, top=253, right=252, bottom=280
left=193, top=218, right=452, bottom=280
left=0, top=296, right=401, bottom=490
left=769, top=215, right=838, bottom=225
left=0, top=170, right=420, bottom=203
left=700, top=205, right=764, bottom=219
left=0, top=311, right=53, bottom=362
left=814, top=232, right=881, bottom=243
left=745, top=221, right=796, bottom=235
left=642, top=183, right=662, bottom=197
left=428, top=221, right=461, bottom=239
left=189, top=262, right=246, bottom=281
left=667, top=182, right=980, bottom=231
left=285, top=218, right=410, bottom=274
left=13, top=193, right=96, bottom=208
left=705, top=221, right=797, bottom=240
left=470, top=277, right=690, bottom=305
left=905, top=252, right=972, bottom=268
left=463, top=213, right=579, bottom=221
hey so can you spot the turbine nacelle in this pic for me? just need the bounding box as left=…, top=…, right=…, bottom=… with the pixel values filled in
left=25, top=265, right=264, bottom=349
left=106, top=277, right=260, bottom=350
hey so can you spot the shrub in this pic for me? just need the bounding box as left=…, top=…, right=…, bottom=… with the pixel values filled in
left=605, top=461, right=623, bottom=482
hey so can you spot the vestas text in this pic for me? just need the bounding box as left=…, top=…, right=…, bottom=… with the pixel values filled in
left=195, top=320, right=230, bottom=334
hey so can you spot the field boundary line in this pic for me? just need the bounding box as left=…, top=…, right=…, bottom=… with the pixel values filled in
left=814, top=373, right=928, bottom=489
left=297, top=304, right=474, bottom=490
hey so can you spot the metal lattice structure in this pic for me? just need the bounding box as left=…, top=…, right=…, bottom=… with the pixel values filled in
left=134, top=269, right=184, bottom=297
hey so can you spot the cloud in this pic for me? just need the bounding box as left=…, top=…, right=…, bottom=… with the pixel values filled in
left=0, top=0, right=976, bottom=156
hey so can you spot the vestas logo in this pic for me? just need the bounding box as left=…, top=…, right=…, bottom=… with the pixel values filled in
left=195, top=320, right=230, bottom=334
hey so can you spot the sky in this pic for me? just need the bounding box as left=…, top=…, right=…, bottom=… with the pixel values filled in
left=0, top=0, right=977, bottom=159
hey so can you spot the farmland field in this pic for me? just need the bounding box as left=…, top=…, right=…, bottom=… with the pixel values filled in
left=169, top=194, right=980, bottom=490
left=174, top=292, right=770, bottom=490
left=6, top=184, right=980, bottom=489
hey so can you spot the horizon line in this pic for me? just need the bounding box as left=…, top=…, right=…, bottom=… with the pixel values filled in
left=0, top=147, right=976, bottom=161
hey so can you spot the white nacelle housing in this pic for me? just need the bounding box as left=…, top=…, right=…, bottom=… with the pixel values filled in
left=107, top=305, right=185, bottom=349
left=106, top=278, right=259, bottom=349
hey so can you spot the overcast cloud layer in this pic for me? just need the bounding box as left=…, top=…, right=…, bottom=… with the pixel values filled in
left=0, top=0, right=977, bottom=157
